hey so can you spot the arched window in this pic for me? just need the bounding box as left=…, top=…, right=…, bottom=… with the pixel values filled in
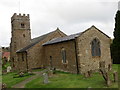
left=61, top=48, right=67, bottom=63
left=91, top=38, right=101, bottom=57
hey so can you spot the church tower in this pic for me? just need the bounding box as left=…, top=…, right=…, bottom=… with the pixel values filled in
left=10, top=13, right=31, bottom=70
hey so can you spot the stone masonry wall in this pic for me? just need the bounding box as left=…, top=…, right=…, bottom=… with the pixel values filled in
left=76, top=27, right=112, bottom=74
left=44, top=40, right=78, bottom=74
left=26, top=30, right=66, bottom=70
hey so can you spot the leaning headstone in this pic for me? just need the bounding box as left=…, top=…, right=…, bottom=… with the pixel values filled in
left=7, top=66, right=11, bottom=73
left=99, top=61, right=112, bottom=86
left=106, top=73, right=111, bottom=86
left=43, top=73, right=49, bottom=84
left=113, top=71, right=118, bottom=82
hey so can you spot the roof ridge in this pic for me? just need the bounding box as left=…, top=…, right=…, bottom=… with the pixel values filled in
left=43, top=32, right=82, bottom=46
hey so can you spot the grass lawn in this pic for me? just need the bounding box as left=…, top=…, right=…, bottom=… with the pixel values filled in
left=25, top=64, right=119, bottom=88
left=32, top=68, right=45, bottom=72
left=2, top=72, right=34, bottom=88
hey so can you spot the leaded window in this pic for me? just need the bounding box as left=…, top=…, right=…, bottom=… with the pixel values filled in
left=91, top=38, right=101, bottom=57
left=61, top=48, right=67, bottom=63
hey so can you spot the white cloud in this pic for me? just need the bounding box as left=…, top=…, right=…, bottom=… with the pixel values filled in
left=0, top=0, right=118, bottom=47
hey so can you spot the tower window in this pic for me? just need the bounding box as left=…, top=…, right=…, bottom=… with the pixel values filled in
left=21, top=23, right=25, bottom=28
left=91, top=38, right=101, bottom=57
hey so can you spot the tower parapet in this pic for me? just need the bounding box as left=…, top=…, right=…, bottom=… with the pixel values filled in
left=11, top=13, right=30, bottom=30
left=11, top=13, right=30, bottom=22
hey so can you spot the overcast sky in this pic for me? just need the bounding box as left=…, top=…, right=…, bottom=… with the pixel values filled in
left=0, top=0, right=119, bottom=47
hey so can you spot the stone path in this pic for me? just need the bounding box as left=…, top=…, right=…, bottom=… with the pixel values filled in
left=12, top=70, right=47, bottom=88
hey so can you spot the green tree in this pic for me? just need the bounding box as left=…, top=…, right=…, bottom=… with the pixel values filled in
left=111, top=10, right=120, bottom=64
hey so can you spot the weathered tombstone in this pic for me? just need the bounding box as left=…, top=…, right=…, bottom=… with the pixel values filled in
left=43, top=73, right=49, bottom=84
left=113, top=71, right=118, bottom=82
left=48, top=70, right=54, bottom=77
left=7, top=66, right=11, bottom=73
left=99, top=61, right=112, bottom=86
left=106, top=73, right=111, bottom=86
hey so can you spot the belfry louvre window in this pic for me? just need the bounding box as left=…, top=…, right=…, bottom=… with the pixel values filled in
left=61, top=48, right=67, bottom=63
left=91, top=38, right=101, bottom=57
left=21, top=23, right=25, bottom=28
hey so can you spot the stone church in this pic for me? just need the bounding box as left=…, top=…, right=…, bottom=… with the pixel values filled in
left=10, top=13, right=112, bottom=74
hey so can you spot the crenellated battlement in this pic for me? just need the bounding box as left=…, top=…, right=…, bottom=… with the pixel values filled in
left=11, top=13, right=29, bottom=21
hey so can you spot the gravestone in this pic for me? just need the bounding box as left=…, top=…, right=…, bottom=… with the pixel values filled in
left=99, top=61, right=112, bottom=86
left=48, top=70, right=54, bottom=77
left=106, top=73, right=111, bottom=86
left=43, top=73, right=49, bottom=84
left=7, top=66, right=11, bottom=73
left=113, top=71, right=118, bottom=82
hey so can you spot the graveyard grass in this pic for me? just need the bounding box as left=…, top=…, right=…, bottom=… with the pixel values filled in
left=2, top=72, right=34, bottom=88
left=25, top=64, right=119, bottom=88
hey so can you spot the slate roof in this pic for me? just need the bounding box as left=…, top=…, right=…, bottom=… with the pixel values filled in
left=16, top=31, right=55, bottom=53
left=42, top=32, right=82, bottom=46
left=43, top=25, right=110, bottom=46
